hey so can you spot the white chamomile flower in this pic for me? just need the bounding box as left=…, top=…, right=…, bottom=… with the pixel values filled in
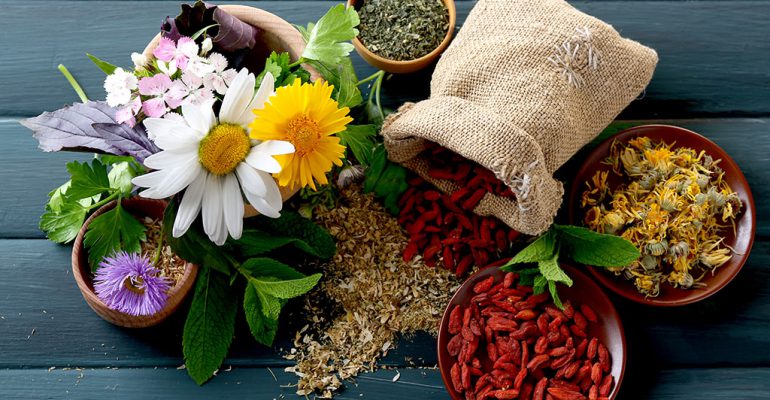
left=132, top=70, right=293, bottom=245
left=104, top=67, right=138, bottom=107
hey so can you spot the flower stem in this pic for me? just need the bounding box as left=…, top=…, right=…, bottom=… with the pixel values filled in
left=152, top=219, right=165, bottom=266
left=357, top=70, right=384, bottom=86
left=57, top=64, right=89, bottom=103
left=87, top=191, right=120, bottom=212
left=288, top=57, right=308, bottom=69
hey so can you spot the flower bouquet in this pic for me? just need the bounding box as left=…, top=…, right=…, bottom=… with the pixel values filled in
left=22, top=1, right=393, bottom=385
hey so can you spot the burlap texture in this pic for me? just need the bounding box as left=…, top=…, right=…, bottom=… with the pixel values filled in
left=381, top=0, right=658, bottom=235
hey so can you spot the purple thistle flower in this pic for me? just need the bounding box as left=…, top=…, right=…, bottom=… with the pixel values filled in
left=94, top=252, right=172, bottom=316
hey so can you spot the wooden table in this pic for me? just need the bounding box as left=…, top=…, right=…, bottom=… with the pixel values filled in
left=1, top=1, right=768, bottom=398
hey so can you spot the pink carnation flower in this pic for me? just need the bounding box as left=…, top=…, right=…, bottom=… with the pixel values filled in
left=138, top=74, right=181, bottom=118
left=153, top=36, right=199, bottom=70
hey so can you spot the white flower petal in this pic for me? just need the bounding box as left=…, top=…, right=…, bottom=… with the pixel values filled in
left=244, top=192, right=280, bottom=219
left=255, top=140, right=295, bottom=156
left=172, top=170, right=206, bottom=237
left=132, top=169, right=170, bottom=191
left=143, top=117, right=203, bottom=145
left=235, top=163, right=267, bottom=197
left=219, top=69, right=255, bottom=125
left=245, top=150, right=282, bottom=174
left=201, top=174, right=223, bottom=243
left=261, top=171, right=284, bottom=212
left=134, top=157, right=202, bottom=199
left=222, top=174, right=244, bottom=240
left=182, top=102, right=216, bottom=135
left=235, top=72, right=275, bottom=127
left=143, top=150, right=197, bottom=170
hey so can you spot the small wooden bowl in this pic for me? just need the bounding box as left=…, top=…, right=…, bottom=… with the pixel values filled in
left=71, top=198, right=198, bottom=328
left=568, top=125, right=756, bottom=306
left=347, top=0, right=457, bottom=74
left=437, top=265, right=626, bottom=400
left=142, top=5, right=308, bottom=217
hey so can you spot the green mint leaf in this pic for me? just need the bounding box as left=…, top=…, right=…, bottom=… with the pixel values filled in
left=533, top=275, right=547, bottom=295
left=249, top=273, right=322, bottom=300
left=338, top=125, right=376, bottom=166
left=240, top=258, right=305, bottom=280
left=255, top=286, right=285, bottom=320
left=247, top=211, right=336, bottom=261
left=301, top=4, right=359, bottom=66
left=504, top=230, right=556, bottom=266
left=363, top=145, right=409, bottom=215
left=538, top=253, right=573, bottom=286
left=83, top=203, right=146, bottom=270
left=512, top=268, right=541, bottom=286
left=86, top=53, right=118, bottom=75
left=555, top=225, right=640, bottom=267
left=234, top=229, right=333, bottom=260
left=548, top=281, right=564, bottom=309
left=40, top=202, right=87, bottom=244
left=244, top=283, right=279, bottom=346
left=108, top=162, right=137, bottom=195
left=183, top=266, right=237, bottom=385
left=66, top=159, right=111, bottom=200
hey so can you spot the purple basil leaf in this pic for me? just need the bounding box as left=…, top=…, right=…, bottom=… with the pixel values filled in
left=92, top=123, right=160, bottom=163
left=211, top=6, right=257, bottom=51
left=20, top=101, right=123, bottom=154
left=162, top=1, right=257, bottom=52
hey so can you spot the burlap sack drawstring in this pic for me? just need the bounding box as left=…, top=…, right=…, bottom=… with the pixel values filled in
left=381, top=0, right=658, bottom=235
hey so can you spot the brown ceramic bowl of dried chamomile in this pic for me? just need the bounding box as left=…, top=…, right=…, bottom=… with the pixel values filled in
left=347, top=0, right=457, bottom=74
left=568, top=124, right=756, bottom=307
left=438, top=265, right=626, bottom=399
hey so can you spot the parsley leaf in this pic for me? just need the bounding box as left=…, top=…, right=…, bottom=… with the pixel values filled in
left=40, top=202, right=87, bottom=244
left=338, top=124, right=377, bottom=166
left=66, top=160, right=111, bottom=200
left=300, top=4, right=359, bottom=66
left=83, top=202, right=146, bottom=270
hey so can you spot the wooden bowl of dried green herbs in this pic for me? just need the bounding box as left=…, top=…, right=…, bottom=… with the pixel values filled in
left=348, top=0, right=456, bottom=74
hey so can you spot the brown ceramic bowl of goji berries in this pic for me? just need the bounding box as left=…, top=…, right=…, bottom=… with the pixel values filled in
left=438, top=264, right=625, bottom=400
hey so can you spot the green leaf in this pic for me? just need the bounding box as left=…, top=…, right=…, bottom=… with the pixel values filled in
left=338, top=125, right=376, bottom=166
left=47, top=181, right=71, bottom=214
left=86, top=53, right=118, bottom=75
left=295, top=22, right=314, bottom=43
left=300, top=4, right=359, bottom=66
left=83, top=202, right=146, bottom=269
left=244, top=284, right=279, bottom=346
left=548, top=281, right=564, bottom=309
left=512, top=268, right=541, bottom=286
left=234, top=229, right=333, bottom=260
left=250, top=273, right=322, bottom=300
left=554, top=225, right=640, bottom=267
left=255, top=287, right=285, bottom=320
left=240, top=257, right=305, bottom=280
left=183, top=266, right=238, bottom=385
left=191, top=23, right=219, bottom=40
left=363, top=145, right=409, bottom=215
left=66, top=160, right=111, bottom=200
left=307, top=58, right=362, bottom=109
left=40, top=202, right=87, bottom=244
left=108, top=162, right=137, bottom=195
left=504, top=230, right=556, bottom=266
left=247, top=211, right=336, bottom=261
left=538, top=253, right=573, bottom=286
left=533, top=275, right=547, bottom=295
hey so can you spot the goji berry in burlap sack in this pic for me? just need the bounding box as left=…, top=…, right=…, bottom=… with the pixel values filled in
left=381, top=0, right=658, bottom=235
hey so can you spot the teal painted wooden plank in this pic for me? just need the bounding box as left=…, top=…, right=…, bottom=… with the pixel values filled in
left=0, top=2, right=769, bottom=117
left=4, top=118, right=768, bottom=239
left=1, top=367, right=770, bottom=399
left=1, top=239, right=768, bottom=368
left=0, top=367, right=449, bottom=400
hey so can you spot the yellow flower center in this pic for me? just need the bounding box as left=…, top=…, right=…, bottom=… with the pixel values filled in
left=123, top=275, right=146, bottom=295
left=198, top=124, right=251, bottom=175
left=286, top=114, right=321, bottom=157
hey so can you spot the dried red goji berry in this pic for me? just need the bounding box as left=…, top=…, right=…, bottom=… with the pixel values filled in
left=473, top=276, right=495, bottom=294
left=598, top=344, right=610, bottom=373
left=547, top=387, right=586, bottom=400
left=527, top=354, right=550, bottom=371
left=447, top=334, right=463, bottom=356
left=580, top=304, right=598, bottom=323
left=449, top=305, right=462, bottom=334
left=591, top=363, right=602, bottom=384
left=599, top=375, right=613, bottom=396
left=587, top=338, right=598, bottom=359
left=451, top=363, right=463, bottom=393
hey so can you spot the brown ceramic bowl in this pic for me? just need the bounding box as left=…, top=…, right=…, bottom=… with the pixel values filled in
left=568, top=124, right=756, bottom=306
left=71, top=198, right=198, bottom=328
left=142, top=5, right=307, bottom=217
left=347, top=0, right=457, bottom=74
left=437, top=265, right=626, bottom=399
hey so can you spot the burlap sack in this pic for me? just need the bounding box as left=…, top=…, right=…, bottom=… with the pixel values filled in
left=381, top=0, right=658, bottom=235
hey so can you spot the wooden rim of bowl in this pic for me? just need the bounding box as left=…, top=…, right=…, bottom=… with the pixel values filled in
left=71, top=198, right=198, bottom=328
left=567, top=124, right=756, bottom=306
left=141, top=4, right=306, bottom=217
left=347, top=0, right=457, bottom=73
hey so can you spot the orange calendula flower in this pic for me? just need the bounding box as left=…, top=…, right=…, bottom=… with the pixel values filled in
left=248, top=78, right=353, bottom=190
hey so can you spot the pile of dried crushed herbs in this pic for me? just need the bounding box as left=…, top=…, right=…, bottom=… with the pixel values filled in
left=283, top=186, right=460, bottom=397
left=142, top=217, right=186, bottom=285
left=357, top=0, right=449, bottom=61
left=582, top=136, right=743, bottom=296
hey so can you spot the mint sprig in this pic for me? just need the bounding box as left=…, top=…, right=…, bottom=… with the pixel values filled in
left=502, top=224, right=640, bottom=308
